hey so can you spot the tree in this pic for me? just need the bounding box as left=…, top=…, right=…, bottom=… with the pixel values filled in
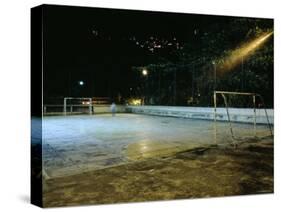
left=132, top=17, right=273, bottom=107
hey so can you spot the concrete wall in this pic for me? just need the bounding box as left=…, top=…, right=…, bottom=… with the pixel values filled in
left=43, top=105, right=126, bottom=115
left=125, top=106, right=273, bottom=124
left=44, top=104, right=273, bottom=125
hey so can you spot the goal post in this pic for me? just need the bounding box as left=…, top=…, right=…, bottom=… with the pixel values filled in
left=213, top=91, right=273, bottom=145
left=63, top=97, right=93, bottom=115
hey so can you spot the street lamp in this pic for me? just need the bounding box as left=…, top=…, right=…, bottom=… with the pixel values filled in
left=78, top=80, right=84, bottom=86
left=141, top=69, right=148, bottom=105
left=142, top=69, right=148, bottom=76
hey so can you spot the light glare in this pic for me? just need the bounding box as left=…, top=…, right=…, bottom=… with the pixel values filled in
left=218, top=31, right=273, bottom=73
left=142, top=69, right=148, bottom=76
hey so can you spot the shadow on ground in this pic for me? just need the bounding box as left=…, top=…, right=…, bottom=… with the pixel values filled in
left=43, top=138, right=273, bottom=207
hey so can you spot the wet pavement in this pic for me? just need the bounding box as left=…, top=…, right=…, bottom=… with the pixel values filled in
left=43, top=138, right=273, bottom=207
left=42, top=113, right=272, bottom=179
left=40, top=113, right=273, bottom=207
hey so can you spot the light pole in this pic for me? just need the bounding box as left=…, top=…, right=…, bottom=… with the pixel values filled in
left=212, top=61, right=217, bottom=146
left=75, top=80, right=84, bottom=97
left=212, top=61, right=217, bottom=91
left=142, top=69, right=148, bottom=105
left=173, top=69, right=177, bottom=105
left=241, top=56, right=244, bottom=91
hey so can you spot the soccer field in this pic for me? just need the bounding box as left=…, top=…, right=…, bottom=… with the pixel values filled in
left=41, top=113, right=272, bottom=179
left=36, top=113, right=273, bottom=206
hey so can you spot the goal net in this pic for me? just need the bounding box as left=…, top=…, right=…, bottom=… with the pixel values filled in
left=63, top=97, right=93, bottom=115
left=213, top=91, right=273, bottom=145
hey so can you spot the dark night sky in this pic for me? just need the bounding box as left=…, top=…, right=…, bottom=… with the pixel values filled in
left=42, top=4, right=245, bottom=100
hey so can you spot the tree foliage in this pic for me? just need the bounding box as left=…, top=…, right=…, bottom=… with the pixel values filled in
left=137, top=17, right=273, bottom=107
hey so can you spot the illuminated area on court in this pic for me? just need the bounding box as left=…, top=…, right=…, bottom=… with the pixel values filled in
left=42, top=113, right=272, bottom=178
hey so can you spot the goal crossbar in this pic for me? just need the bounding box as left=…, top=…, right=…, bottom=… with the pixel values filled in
left=215, top=91, right=256, bottom=96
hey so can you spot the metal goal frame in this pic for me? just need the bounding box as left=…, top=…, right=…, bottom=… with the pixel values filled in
left=63, top=97, right=93, bottom=115
left=213, top=91, right=273, bottom=145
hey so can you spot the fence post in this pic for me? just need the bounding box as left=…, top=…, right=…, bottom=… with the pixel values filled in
left=63, top=98, right=67, bottom=116
left=89, top=98, right=93, bottom=115
left=213, top=91, right=217, bottom=145
left=253, top=95, right=256, bottom=136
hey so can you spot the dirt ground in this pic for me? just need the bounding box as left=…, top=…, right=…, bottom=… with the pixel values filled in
left=43, top=137, right=273, bottom=207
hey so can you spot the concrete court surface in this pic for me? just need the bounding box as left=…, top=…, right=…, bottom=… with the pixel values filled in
left=42, top=113, right=272, bottom=179
left=41, top=113, right=273, bottom=207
